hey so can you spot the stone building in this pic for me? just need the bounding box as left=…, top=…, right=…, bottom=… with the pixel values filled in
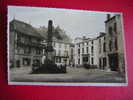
left=9, top=19, right=44, bottom=68
left=97, top=32, right=108, bottom=70
left=74, top=14, right=125, bottom=73
left=53, top=41, right=74, bottom=66
left=74, top=36, right=99, bottom=67
left=105, top=14, right=125, bottom=73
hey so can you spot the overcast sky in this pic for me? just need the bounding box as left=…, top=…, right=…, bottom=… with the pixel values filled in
left=8, top=6, right=116, bottom=39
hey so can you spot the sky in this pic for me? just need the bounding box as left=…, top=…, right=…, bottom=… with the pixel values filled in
left=8, top=6, right=116, bottom=40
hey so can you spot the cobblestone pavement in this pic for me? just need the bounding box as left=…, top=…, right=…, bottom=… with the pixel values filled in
left=9, top=67, right=126, bottom=83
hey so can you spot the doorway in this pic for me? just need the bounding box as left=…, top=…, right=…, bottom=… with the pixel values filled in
left=108, top=53, right=119, bottom=71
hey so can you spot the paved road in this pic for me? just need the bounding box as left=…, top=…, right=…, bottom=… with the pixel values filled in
left=9, top=67, right=126, bottom=83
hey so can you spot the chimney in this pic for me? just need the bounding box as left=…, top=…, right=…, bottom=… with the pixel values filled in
left=107, top=14, right=111, bottom=20
left=48, top=20, right=53, bottom=38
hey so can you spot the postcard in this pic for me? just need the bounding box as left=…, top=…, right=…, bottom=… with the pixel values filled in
left=7, top=6, right=127, bottom=86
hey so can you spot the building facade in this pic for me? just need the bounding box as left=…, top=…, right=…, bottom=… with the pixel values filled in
left=9, top=19, right=44, bottom=68
left=74, top=36, right=99, bottom=67
left=53, top=41, right=74, bottom=66
left=97, top=32, right=108, bottom=70
left=74, top=14, right=125, bottom=73
left=105, top=14, right=125, bottom=73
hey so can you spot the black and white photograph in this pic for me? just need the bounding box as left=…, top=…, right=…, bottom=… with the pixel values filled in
left=8, top=6, right=127, bottom=86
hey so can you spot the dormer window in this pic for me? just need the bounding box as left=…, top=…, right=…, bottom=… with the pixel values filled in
left=115, top=38, right=118, bottom=50
left=109, top=40, right=112, bottom=51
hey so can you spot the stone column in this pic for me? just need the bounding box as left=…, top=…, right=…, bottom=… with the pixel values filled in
left=46, top=20, right=54, bottom=61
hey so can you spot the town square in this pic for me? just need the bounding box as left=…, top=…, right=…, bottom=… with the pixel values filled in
left=8, top=6, right=127, bottom=85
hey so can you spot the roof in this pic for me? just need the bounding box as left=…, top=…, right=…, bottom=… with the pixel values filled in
left=10, top=19, right=43, bottom=39
left=96, top=32, right=106, bottom=39
left=104, top=16, right=116, bottom=23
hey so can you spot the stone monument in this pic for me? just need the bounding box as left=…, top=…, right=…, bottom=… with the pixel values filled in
left=46, top=20, right=54, bottom=61
left=32, top=20, right=66, bottom=73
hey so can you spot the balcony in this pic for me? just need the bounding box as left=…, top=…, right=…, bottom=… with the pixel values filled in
left=82, top=53, right=90, bottom=56
left=16, top=40, right=45, bottom=49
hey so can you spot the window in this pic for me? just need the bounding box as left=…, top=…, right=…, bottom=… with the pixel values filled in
left=86, top=47, right=89, bottom=54
left=99, top=58, right=102, bottom=69
left=23, top=58, right=31, bottom=66
left=109, top=40, right=112, bottom=51
left=91, top=41, right=93, bottom=44
left=91, top=46, right=94, bottom=55
left=87, top=42, right=89, bottom=45
left=55, top=58, right=58, bottom=63
left=109, top=27, right=113, bottom=35
left=91, top=57, right=94, bottom=65
left=78, top=59, right=80, bottom=64
left=115, top=38, right=118, bottom=50
left=71, top=48, right=73, bottom=54
left=78, top=44, right=80, bottom=47
left=103, top=57, right=107, bottom=67
left=83, top=57, right=88, bottom=62
left=103, top=42, right=106, bottom=52
left=78, top=49, right=80, bottom=54
left=82, top=48, right=84, bottom=54
left=114, top=23, right=117, bottom=32
left=59, top=58, right=61, bottom=63
left=99, top=39, right=101, bottom=53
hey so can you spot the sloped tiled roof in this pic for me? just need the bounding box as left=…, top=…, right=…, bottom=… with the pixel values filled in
left=10, top=19, right=72, bottom=43
left=10, top=19, right=43, bottom=39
